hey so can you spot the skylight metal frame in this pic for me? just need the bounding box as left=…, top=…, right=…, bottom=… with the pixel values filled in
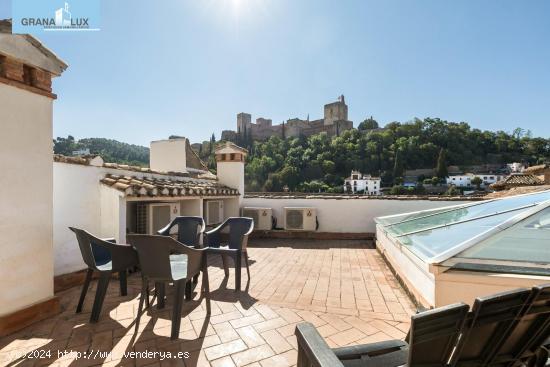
left=375, top=190, right=550, bottom=265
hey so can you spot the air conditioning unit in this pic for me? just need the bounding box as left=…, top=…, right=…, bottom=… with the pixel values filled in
left=284, top=207, right=317, bottom=231
left=205, top=200, right=224, bottom=225
left=242, top=207, right=272, bottom=230
left=136, top=202, right=179, bottom=234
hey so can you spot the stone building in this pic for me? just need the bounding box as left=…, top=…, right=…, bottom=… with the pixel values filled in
left=221, top=95, right=353, bottom=141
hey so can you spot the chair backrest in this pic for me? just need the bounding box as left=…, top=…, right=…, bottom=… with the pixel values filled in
left=452, top=287, right=533, bottom=367
left=127, top=234, right=178, bottom=281
left=226, top=217, right=254, bottom=250
left=406, top=302, right=469, bottom=366
left=496, top=284, right=550, bottom=367
left=158, top=216, right=205, bottom=246
left=69, top=227, right=111, bottom=269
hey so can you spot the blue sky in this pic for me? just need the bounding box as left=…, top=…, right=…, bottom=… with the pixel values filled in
left=2, top=0, right=549, bottom=145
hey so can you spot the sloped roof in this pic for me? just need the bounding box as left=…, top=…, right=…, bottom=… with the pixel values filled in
left=100, top=174, right=239, bottom=197
left=490, top=173, right=543, bottom=191
left=215, top=141, right=248, bottom=154
left=54, top=154, right=216, bottom=180
left=524, top=164, right=550, bottom=175
left=0, top=19, right=68, bottom=75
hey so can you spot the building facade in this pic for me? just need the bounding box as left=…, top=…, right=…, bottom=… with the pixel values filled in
left=343, top=170, right=381, bottom=195
left=446, top=173, right=506, bottom=188
left=221, top=95, right=353, bottom=142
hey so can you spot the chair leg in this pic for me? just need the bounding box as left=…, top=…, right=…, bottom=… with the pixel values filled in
left=119, top=270, right=127, bottom=296
left=202, top=263, right=211, bottom=314
left=244, top=251, right=251, bottom=279
left=76, top=268, right=93, bottom=313
left=90, top=272, right=110, bottom=323
left=221, top=254, right=229, bottom=277
left=171, top=280, right=185, bottom=340
left=235, top=254, right=242, bottom=292
left=135, top=277, right=148, bottom=334
left=145, top=280, right=150, bottom=308
left=185, top=280, right=192, bottom=301
left=155, top=282, right=165, bottom=309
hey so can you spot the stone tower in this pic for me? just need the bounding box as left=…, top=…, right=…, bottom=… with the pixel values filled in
left=323, top=95, right=348, bottom=125
left=236, top=113, right=251, bottom=135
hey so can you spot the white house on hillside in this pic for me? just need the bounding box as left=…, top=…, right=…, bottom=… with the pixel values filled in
left=446, top=173, right=505, bottom=188
left=344, top=170, right=381, bottom=195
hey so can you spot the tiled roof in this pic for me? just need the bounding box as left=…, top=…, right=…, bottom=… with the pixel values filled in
left=54, top=154, right=216, bottom=180
left=490, top=173, right=543, bottom=191
left=100, top=174, right=239, bottom=197
left=524, top=164, right=550, bottom=175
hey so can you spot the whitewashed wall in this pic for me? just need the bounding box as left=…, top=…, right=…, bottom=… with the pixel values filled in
left=242, top=197, right=471, bottom=233
left=0, top=84, right=55, bottom=316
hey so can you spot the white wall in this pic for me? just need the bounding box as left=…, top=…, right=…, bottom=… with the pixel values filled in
left=53, top=163, right=103, bottom=275
left=218, top=162, right=245, bottom=205
left=150, top=138, right=187, bottom=173
left=242, top=197, right=470, bottom=233
left=0, top=83, right=55, bottom=316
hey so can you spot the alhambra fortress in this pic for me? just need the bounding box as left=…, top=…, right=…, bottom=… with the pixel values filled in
left=221, top=95, right=354, bottom=141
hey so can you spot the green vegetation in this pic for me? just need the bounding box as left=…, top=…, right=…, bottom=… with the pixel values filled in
left=238, top=118, right=549, bottom=192
left=55, top=117, right=550, bottom=194
left=53, top=136, right=149, bottom=166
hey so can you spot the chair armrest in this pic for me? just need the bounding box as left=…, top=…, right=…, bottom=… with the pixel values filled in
left=93, top=238, right=138, bottom=270
left=295, top=322, right=345, bottom=367
left=157, top=220, right=174, bottom=236
left=332, top=340, right=408, bottom=359
left=102, top=237, right=116, bottom=243
left=205, top=221, right=227, bottom=247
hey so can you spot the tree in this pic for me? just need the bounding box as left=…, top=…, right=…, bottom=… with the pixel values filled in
left=358, top=116, right=379, bottom=131
left=436, top=148, right=448, bottom=178
left=471, top=176, right=483, bottom=189
left=393, top=149, right=404, bottom=182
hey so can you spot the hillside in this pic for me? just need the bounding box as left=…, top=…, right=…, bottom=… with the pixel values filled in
left=53, top=136, right=149, bottom=166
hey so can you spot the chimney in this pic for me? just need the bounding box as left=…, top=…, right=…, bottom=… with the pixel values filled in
left=149, top=137, right=188, bottom=173
left=215, top=142, right=247, bottom=205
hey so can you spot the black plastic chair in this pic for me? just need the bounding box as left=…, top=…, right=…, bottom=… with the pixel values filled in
left=127, top=234, right=210, bottom=340
left=69, top=227, right=138, bottom=323
left=296, top=302, right=469, bottom=367
left=205, top=217, right=254, bottom=291
left=157, top=216, right=206, bottom=306
left=157, top=216, right=205, bottom=247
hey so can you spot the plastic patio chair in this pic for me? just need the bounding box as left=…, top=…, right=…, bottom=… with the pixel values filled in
left=69, top=227, right=138, bottom=323
left=204, top=217, right=254, bottom=291
left=127, top=234, right=210, bottom=340
left=157, top=216, right=205, bottom=247
left=157, top=216, right=206, bottom=306
left=295, top=302, right=469, bottom=367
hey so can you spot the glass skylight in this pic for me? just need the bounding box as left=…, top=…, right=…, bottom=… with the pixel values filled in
left=458, top=206, right=550, bottom=264
left=375, top=190, right=550, bottom=264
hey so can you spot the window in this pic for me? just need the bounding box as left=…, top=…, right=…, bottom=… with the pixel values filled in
left=230, top=153, right=235, bottom=160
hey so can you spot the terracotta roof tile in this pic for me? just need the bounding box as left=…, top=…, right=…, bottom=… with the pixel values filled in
left=490, top=173, right=544, bottom=191
left=101, top=174, right=239, bottom=197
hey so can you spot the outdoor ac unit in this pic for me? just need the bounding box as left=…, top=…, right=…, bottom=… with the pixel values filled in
left=136, top=202, right=179, bottom=235
left=283, top=207, right=317, bottom=231
left=205, top=200, right=224, bottom=226
left=242, top=207, right=272, bottom=230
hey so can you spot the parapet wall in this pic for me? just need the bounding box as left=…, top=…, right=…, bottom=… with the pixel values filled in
left=243, top=194, right=476, bottom=233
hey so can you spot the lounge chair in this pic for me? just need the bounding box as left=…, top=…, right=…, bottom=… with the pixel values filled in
left=295, top=285, right=550, bottom=367
left=296, top=302, right=469, bottom=367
